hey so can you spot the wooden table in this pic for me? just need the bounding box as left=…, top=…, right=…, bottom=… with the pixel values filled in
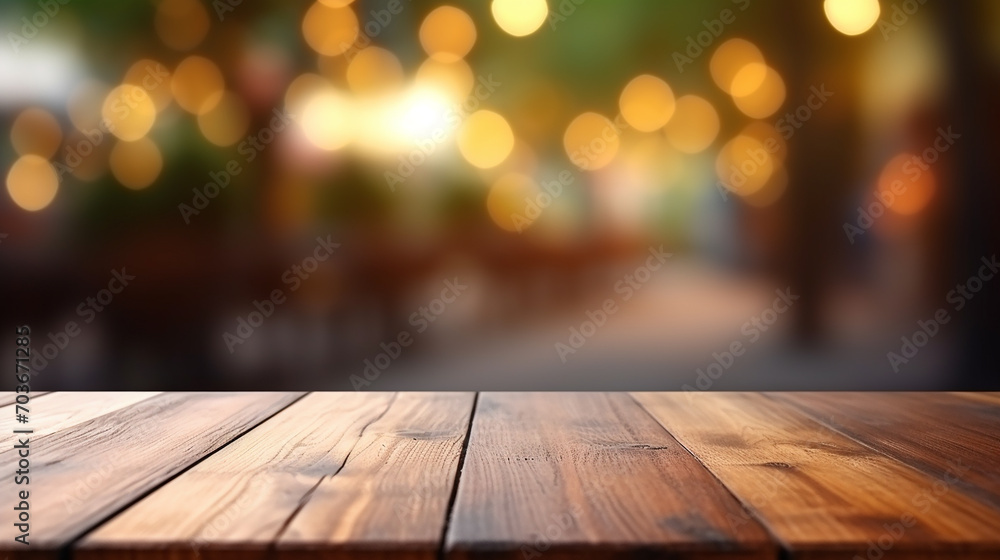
left=1, top=392, right=998, bottom=559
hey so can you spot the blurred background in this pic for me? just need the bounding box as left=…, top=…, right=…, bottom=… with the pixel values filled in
left=2, top=0, right=998, bottom=390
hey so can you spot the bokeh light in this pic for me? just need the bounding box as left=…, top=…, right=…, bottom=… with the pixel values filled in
left=123, top=59, right=172, bottom=111
left=68, top=81, right=110, bottom=133
left=171, top=56, right=225, bottom=114
left=346, top=47, right=405, bottom=95
left=487, top=173, right=539, bottom=232
left=878, top=152, right=936, bottom=215
left=732, top=66, right=786, bottom=118
left=458, top=110, right=515, bottom=169
left=102, top=84, right=158, bottom=141
left=563, top=112, right=620, bottom=171
left=491, top=0, right=549, bottom=37
left=740, top=121, right=788, bottom=163
left=197, top=91, right=251, bottom=147
left=416, top=58, right=475, bottom=101
left=301, top=88, right=355, bottom=151
left=155, top=0, right=210, bottom=51
left=663, top=95, right=719, bottom=154
left=618, top=74, right=676, bottom=132
left=729, top=62, right=768, bottom=98
left=744, top=165, right=788, bottom=207
left=110, top=138, right=163, bottom=190
left=824, top=0, right=881, bottom=36
left=285, top=73, right=330, bottom=115
left=420, top=6, right=477, bottom=63
left=716, top=134, right=775, bottom=196
left=302, top=2, right=360, bottom=56
left=11, top=108, right=62, bottom=158
left=710, top=38, right=765, bottom=95
left=6, top=155, right=59, bottom=211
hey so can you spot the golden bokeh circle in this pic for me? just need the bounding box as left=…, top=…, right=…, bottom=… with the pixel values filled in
left=6, top=155, right=59, bottom=211
left=420, top=6, right=477, bottom=63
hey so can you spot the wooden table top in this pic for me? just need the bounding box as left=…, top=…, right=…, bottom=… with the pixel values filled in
left=1, top=392, right=998, bottom=559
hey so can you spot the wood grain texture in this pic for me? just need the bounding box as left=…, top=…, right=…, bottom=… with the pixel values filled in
left=949, top=392, right=1000, bottom=406
left=634, top=392, right=1000, bottom=560
left=0, top=391, right=49, bottom=408
left=0, top=391, right=301, bottom=559
left=0, top=392, right=160, bottom=438
left=277, top=392, right=476, bottom=560
left=445, top=392, right=775, bottom=560
left=769, top=392, right=1000, bottom=511
left=77, top=392, right=395, bottom=560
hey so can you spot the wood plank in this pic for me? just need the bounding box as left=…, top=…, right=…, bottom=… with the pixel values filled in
left=0, top=392, right=160, bottom=437
left=769, top=392, right=1000, bottom=511
left=445, top=392, right=775, bottom=560
left=0, top=391, right=302, bottom=559
left=277, top=392, right=476, bottom=560
left=949, top=392, right=1000, bottom=406
left=0, top=391, right=50, bottom=408
left=634, top=392, right=1000, bottom=560
left=77, top=392, right=398, bottom=560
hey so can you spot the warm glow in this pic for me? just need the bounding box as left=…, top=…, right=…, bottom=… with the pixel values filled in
left=824, top=0, right=881, bottom=36
left=197, top=91, right=251, bottom=147
left=6, top=155, right=59, bottom=211
left=491, top=0, right=548, bottom=37
left=740, top=121, right=787, bottom=163
left=302, top=2, right=360, bottom=56
left=171, top=56, right=225, bottom=114
left=710, top=38, right=764, bottom=95
left=729, top=62, right=768, bottom=97
left=319, top=0, right=354, bottom=6
left=663, top=95, right=719, bottom=154
left=563, top=112, right=620, bottom=171
left=744, top=165, right=788, bottom=207
left=68, top=81, right=109, bottom=133
left=102, top=84, right=158, bottom=141
left=488, top=173, right=539, bottom=232
left=732, top=66, right=786, bottom=119
left=393, top=87, right=453, bottom=146
left=618, top=74, right=676, bottom=132
left=416, top=58, right=475, bottom=101
left=458, top=110, right=515, bottom=169
left=11, top=108, right=62, bottom=158
left=346, top=47, right=404, bottom=95
left=878, top=153, right=936, bottom=215
left=63, top=131, right=109, bottom=182
left=716, top=134, right=775, bottom=196
left=420, top=6, right=477, bottom=63
left=155, top=0, right=210, bottom=50
left=124, top=59, right=172, bottom=110
left=285, top=73, right=330, bottom=115
left=301, top=89, right=355, bottom=151
left=110, top=138, right=163, bottom=190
